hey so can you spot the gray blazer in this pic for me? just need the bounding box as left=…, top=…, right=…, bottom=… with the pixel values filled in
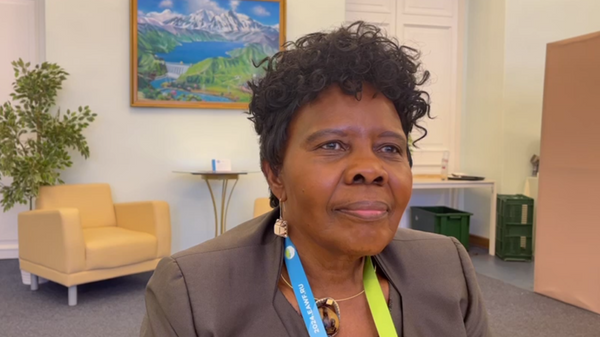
left=140, top=210, right=491, bottom=336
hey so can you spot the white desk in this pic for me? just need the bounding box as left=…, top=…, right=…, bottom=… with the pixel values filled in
left=412, top=178, right=497, bottom=256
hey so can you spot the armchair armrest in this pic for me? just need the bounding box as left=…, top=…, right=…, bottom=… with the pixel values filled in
left=18, top=208, right=86, bottom=274
left=114, top=201, right=171, bottom=257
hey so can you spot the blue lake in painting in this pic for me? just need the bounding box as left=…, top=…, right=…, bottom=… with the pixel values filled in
left=155, top=41, right=245, bottom=64
left=161, top=89, right=232, bottom=102
left=150, top=77, right=173, bottom=89
left=150, top=77, right=232, bottom=102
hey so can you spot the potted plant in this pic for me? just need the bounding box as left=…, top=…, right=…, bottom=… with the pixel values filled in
left=0, top=59, right=97, bottom=284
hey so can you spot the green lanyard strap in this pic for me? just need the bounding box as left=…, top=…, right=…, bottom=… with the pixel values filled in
left=363, top=257, right=398, bottom=337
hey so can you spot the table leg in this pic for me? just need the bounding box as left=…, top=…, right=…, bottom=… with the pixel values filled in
left=223, top=178, right=239, bottom=233
left=205, top=179, right=219, bottom=237
left=220, top=180, right=228, bottom=235
left=205, top=178, right=241, bottom=237
left=489, top=182, right=497, bottom=256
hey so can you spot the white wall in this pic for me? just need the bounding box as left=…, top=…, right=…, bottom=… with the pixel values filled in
left=461, top=0, right=505, bottom=237
left=501, top=0, right=600, bottom=193
left=43, top=0, right=345, bottom=253
left=462, top=0, right=600, bottom=238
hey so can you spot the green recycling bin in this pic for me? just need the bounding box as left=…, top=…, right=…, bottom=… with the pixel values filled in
left=410, top=206, right=472, bottom=250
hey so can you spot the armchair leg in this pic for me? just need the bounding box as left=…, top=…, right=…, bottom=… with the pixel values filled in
left=68, top=286, right=77, bottom=306
left=30, top=274, right=39, bottom=291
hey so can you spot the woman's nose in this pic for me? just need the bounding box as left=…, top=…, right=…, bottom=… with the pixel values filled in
left=343, top=149, right=388, bottom=186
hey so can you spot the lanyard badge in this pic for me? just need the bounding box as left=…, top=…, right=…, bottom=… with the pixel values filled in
left=283, top=237, right=398, bottom=337
left=284, top=237, right=328, bottom=337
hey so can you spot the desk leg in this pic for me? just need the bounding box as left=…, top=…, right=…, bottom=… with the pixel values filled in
left=450, top=189, right=459, bottom=209
left=489, top=182, right=497, bottom=256
left=205, top=179, right=219, bottom=237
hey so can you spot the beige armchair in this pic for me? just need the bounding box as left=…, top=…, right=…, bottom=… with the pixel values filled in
left=254, top=198, right=273, bottom=218
left=18, top=183, right=171, bottom=306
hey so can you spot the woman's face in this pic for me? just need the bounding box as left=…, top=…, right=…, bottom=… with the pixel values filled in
left=267, top=84, right=413, bottom=257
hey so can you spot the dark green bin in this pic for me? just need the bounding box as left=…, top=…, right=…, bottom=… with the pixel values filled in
left=497, top=194, right=534, bottom=223
left=496, top=194, right=534, bottom=261
left=410, top=206, right=472, bottom=250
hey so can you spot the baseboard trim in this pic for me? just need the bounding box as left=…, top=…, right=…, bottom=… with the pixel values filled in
left=469, top=235, right=489, bottom=249
left=0, top=243, right=19, bottom=260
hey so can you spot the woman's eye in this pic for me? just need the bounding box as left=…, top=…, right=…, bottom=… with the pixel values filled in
left=320, top=142, right=344, bottom=150
left=381, top=145, right=401, bottom=154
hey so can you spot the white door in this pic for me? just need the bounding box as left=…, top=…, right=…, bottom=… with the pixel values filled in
left=0, top=0, right=44, bottom=259
left=345, top=0, right=464, bottom=175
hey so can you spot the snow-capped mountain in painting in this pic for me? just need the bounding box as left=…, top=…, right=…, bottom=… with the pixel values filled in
left=139, top=9, right=278, bottom=46
left=164, top=9, right=268, bottom=33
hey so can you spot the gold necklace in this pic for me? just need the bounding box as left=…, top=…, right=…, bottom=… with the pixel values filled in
left=280, top=275, right=366, bottom=302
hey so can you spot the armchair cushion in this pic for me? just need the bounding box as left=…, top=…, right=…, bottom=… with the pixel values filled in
left=83, top=227, right=157, bottom=270
left=115, top=201, right=171, bottom=258
left=253, top=198, right=273, bottom=218
left=37, top=184, right=117, bottom=229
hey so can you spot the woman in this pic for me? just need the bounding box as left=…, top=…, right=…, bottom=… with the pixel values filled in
left=140, top=22, right=490, bottom=337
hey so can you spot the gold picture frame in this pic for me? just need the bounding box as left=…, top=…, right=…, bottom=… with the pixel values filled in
left=130, top=0, right=286, bottom=109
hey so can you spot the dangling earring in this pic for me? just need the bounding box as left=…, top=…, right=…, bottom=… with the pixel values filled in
left=274, top=200, right=288, bottom=238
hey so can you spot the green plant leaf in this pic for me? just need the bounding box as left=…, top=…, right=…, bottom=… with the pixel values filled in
left=0, top=59, right=97, bottom=211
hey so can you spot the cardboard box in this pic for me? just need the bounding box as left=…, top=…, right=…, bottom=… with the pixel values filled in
left=535, top=31, right=600, bottom=314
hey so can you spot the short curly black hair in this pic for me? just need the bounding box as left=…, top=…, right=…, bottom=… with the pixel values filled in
left=247, top=21, right=431, bottom=208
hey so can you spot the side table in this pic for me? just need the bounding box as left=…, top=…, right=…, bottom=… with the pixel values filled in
left=174, top=171, right=247, bottom=237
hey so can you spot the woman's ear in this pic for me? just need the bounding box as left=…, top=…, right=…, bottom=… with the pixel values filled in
left=262, top=161, right=287, bottom=202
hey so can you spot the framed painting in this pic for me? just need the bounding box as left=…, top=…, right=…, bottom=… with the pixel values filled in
left=131, top=0, right=286, bottom=109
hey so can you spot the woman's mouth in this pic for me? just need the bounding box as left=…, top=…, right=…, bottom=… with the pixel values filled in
left=336, top=201, right=389, bottom=220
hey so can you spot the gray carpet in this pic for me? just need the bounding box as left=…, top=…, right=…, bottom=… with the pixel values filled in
left=0, top=259, right=150, bottom=337
left=1, top=259, right=599, bottom=337
left=477, top=273, right=600, bottom=337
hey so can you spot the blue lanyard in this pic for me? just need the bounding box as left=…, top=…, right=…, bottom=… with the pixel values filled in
left=283, top=237, right=328, bottom=337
